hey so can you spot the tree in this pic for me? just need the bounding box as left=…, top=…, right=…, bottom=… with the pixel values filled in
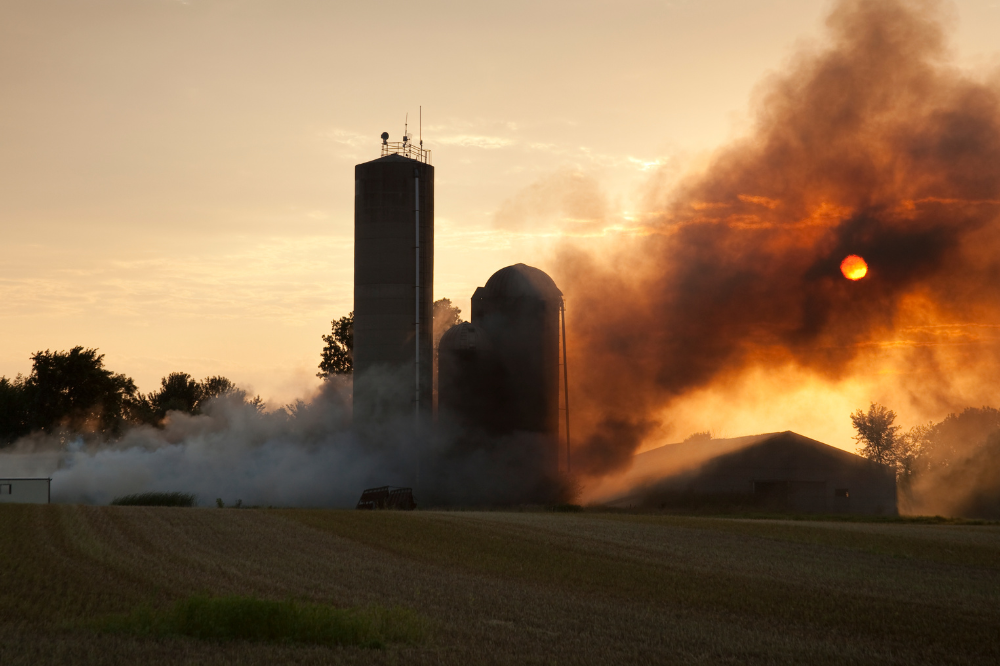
left=201, top=375, right=238, bottom=400
left=318, top=312, right=354, bottom=378
left=20, top=347, right=141, bottom=438
left=318, top=301, right=461, bottom=380
left=201, top=375, right=264, bottom=413
left=0, top=375, right=30, bottom=446
left=851, top=402, right=902, bottom=466
left=432, top=298, right=464, bottom=401
left=433, top=298, right=463, bottom=348
left=145, top=373, right=263, bottom=422
left=922, top=407, right=1000, bottom=468
left=150, top=372, right=203, bottom=417
left=895, top=423, right=932, bottom=488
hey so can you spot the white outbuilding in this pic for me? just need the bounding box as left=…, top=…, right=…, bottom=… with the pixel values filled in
left=0, top=478, right=51, bottom=504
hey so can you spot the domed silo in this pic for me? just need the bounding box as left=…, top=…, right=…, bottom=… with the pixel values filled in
left=471, top=264, right=563, bottom=462
left=437, top=322, right=506, bottom=432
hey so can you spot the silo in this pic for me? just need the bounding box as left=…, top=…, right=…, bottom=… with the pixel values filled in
left=438, top=322, right=505, bottom=432
left=471, top=264, right=563, bottom=457
left=353, top=142, right=434, bottom=424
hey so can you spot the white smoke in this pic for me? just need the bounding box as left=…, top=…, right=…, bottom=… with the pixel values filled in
left=1, top=363, right=574, bottom=506
left=0, top=374, right=426, bottom=507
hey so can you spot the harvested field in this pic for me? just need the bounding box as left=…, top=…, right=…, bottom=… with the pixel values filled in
left=1, top=505, right=998, bottom=665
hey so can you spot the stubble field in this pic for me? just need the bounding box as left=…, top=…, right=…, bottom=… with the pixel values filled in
left=1, top=504, right=998, bottom=665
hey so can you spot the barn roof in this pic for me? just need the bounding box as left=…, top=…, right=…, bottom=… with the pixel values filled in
left=588, top=431, right=894, bottom=506
left=633, top=431, right=874, bottom=475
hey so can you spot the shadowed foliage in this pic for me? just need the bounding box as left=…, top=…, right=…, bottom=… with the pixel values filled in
left=852, top=402, right=902, bottom=466
left=110, top=492, right=196, bottom=507
left=318, top=312, right=354, bottom=378
left=0, top=347, right=141, bottom=445
left=432, top=298, right=463, bottom=349
left=143, top=373, right=263, bottom=423
left=0, top=376, right=30, bottom=446
left=0, top=350, right=262, bottom=444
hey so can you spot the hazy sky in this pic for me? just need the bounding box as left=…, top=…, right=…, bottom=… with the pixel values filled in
left=2, top=0, right=998, bottom=408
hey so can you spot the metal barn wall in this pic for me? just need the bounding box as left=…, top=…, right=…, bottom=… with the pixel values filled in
left=353, top=154, right=434, bottom=423
left=0, top=478, right=51, bottom=504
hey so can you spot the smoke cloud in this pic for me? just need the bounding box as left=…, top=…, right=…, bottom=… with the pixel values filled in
left=2, top=377, right=415, bottom=507
left=2, top=367, right=570, bottom=507
left=493, top=168, right=609, bottom=233
left=559, top=0, right=1000, bottom=475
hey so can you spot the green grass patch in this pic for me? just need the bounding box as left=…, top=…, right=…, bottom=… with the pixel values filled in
left=97, top=595, right=427, bottom=648
left=110, top=492, right=196, bottom=507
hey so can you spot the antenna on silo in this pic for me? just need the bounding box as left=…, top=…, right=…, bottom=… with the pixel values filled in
left=420, top=106, right=422, bottom=148
left=403, top=113, right=409, bottom=145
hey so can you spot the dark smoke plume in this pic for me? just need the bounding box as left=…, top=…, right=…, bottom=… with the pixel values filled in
left=560, top=0, right=1000, bottom=475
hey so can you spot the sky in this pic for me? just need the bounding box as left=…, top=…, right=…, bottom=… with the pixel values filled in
left=2, top=0, right=999, bottom=425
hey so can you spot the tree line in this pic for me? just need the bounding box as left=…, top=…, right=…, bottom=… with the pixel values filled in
left=1, top=298, right=463, bottom=447
left=851, top=402, right=1000, bottom=490
left=0, top=347, right=261, bottom=447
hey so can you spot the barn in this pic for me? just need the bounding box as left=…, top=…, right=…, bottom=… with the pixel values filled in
left=606, top=431, right=897, bottom=515
left=0, top=478, right=52, bottom=505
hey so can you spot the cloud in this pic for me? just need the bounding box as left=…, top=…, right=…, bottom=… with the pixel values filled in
left=435, top=134, right=515, bottom=149
left=492, top=168, right=609, bottom=232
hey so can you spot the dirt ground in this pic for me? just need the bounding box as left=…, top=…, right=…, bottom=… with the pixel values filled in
left=1, top=505, right=998, bottom=665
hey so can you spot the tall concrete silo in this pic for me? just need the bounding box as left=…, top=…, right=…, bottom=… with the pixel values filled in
left=353, top=136, right=433, bottom=424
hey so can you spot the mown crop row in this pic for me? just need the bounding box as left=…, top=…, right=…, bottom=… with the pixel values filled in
left=1, top=504, right=998, bottom=665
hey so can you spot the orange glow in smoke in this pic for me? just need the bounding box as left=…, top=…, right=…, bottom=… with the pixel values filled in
left=840, top=254, right=868, bottom=280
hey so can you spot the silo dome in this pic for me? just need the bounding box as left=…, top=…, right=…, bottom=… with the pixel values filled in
left=464, top=263, right=562, bottom=473
left=483, top=264, right=562, bottom=303
left=439, top=322, right=492, bottom=353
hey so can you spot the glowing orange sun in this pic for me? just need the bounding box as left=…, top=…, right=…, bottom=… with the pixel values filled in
left=840, top=254, right=868, bottom=280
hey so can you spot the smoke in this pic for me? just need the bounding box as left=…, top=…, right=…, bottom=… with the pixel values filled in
left=1, top=366, right=571, bottom=507
left=558, top=0, right=1000, bottom=475
left=1, top=375, right=420, bottom=507
left=902, top=407, right=1000, bottom=517
left=493, top=168, right=609, bottom=233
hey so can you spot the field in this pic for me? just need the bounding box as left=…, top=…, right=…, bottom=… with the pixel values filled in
left=1, top=505, right=998, bottom=665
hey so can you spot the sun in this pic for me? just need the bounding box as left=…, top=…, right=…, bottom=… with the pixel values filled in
left=840, top=254, right=868, bottom=280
